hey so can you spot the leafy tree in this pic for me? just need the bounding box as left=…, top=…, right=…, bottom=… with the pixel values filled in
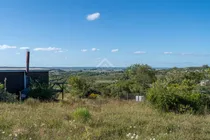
left=202, top=65, right=209, bottom=69
left=69, top=76, right=93, bottom=97
left=123, top=64, right=156, bottom=94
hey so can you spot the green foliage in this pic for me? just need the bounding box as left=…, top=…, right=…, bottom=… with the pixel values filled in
left=125, top=64, right=156, bottom=92
left=0, top=83, right=17, bottom=102
left=125, top=64, right=156, bottom=81
left=0, top=83, right=4, bottom=91
left=148, top=68, right=210, bottom=114
left=109, top=64, right=156, bottom=98
left=0, top=92, right=17, bottom=103
left=69, top=76, right=91, bottom=97
left=92, top=82, right=112, bottom=97
left=72, top=108, right=91, bottom=122
left=67, top=64, right=156, bottom=98
left=28, top=82, right=57, bottom=101
left=147, top=79, right=210, bottom=114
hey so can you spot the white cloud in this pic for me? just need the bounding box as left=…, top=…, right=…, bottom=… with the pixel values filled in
left=54, top=50, right=64, bottom=53
left=0, top=44, right=16, bottom=50
left=181, top=53, right=193, bottom=56
left=33, top=47, right=61, bottom=51
left=134, top=51, right=146, bottom=54
left=16, top=52, right=20, bottom=55
left=92, top=48, right=100, bottom=51
left=87, top=12, right=100, bottom=21
left=81, top=49, right=88, bottom=52
left=111, top=49, right=119, bottom=53
left=20, top=47, right=30, bottom=50
left=164, top=52, right=173, bottom=54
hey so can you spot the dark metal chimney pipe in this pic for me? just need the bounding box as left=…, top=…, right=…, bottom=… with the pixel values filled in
left=26, top=50, right=30, bottom=74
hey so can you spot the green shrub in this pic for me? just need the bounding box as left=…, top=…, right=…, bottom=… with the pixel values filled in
left=0, top=92, right=17, bottom=103
left=0, top=83, right=4, bottom=90
left=0, top=83, right=17, bottom=102
left=147, top=80, right=210, bottom=114
left=72, top=108, right=91, bottom=122
left=28, top=82, right=58, bottom=101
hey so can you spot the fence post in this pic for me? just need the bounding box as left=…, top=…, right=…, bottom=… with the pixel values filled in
left=62, top=90, right=64, bottom=100
left=19, top=91, right=22, bottom=102
left=4, top=77, right=7, bottom=92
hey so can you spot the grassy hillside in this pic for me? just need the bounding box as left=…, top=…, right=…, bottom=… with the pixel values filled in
left=0, top=97, right=210, bottom=140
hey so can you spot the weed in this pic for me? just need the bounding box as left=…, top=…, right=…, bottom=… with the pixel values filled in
left=72, top=108, right=91, bottom=122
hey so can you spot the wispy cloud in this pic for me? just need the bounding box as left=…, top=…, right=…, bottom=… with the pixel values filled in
left=81, top=49, right=88, bottom=52
left=163, top=52, right=210, bottom=57
left=92, top=48, right=100, bottom=51
left=33, top=47, right=61, bottom=51
left=54, top=50, right=64, bottom=53
left=87, top=12, right=100, bottom=21
left=0, top=44, right=16, bottom=50
left=181, top=53, right=194, bottom=56
left=111, top=49, right=119, bottom=53
left=180, top=53, right=210, bottom=57
left=134, top=51, right=146, bottom=54
left=164, top=52, right=173, bottom=54
left=20, top=47, right=30, bottom=50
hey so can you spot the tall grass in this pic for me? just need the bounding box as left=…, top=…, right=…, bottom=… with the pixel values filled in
left=0, top=98, right=210, bottom=140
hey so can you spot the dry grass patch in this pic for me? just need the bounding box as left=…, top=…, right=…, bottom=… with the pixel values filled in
left=0, top=99, right=209, bottom=140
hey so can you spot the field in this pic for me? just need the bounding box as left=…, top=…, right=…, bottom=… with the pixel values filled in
left=0, top=97, right=210, bottom=140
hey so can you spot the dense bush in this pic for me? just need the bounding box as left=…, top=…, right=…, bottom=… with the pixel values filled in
left=0, top=83, right=17, bottom=102
left=28, top=82, right=57, bottom=101
left=147, top=80, right=210, bottom=114
left=69, top=76, right=92, bottom=97
left=0, top=92, right=17, bottom=103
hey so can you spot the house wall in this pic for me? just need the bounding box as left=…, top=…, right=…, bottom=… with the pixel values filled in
left=0, top=72, right=24, bottom=93
left=28, top=72, right=49, bottom=85
left=0, top=71, right=49, bottom=94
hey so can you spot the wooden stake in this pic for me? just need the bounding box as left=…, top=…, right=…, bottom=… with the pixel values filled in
left=4, top=77, right=7, bottom=92
left=19, top=91, right=22, bottom=102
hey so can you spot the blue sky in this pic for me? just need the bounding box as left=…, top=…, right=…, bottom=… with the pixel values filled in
left=0, top=0, right=210, bottom=67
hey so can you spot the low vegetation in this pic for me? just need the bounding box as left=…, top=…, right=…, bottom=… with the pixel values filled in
left=0, top=98, right=210, bottom=140
left=0, top=83, right=17, bottom=103
left=72, top=107, right=91, bottom=122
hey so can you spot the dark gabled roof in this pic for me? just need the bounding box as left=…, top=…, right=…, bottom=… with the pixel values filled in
left=0, top=67, right=50, bottom=72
